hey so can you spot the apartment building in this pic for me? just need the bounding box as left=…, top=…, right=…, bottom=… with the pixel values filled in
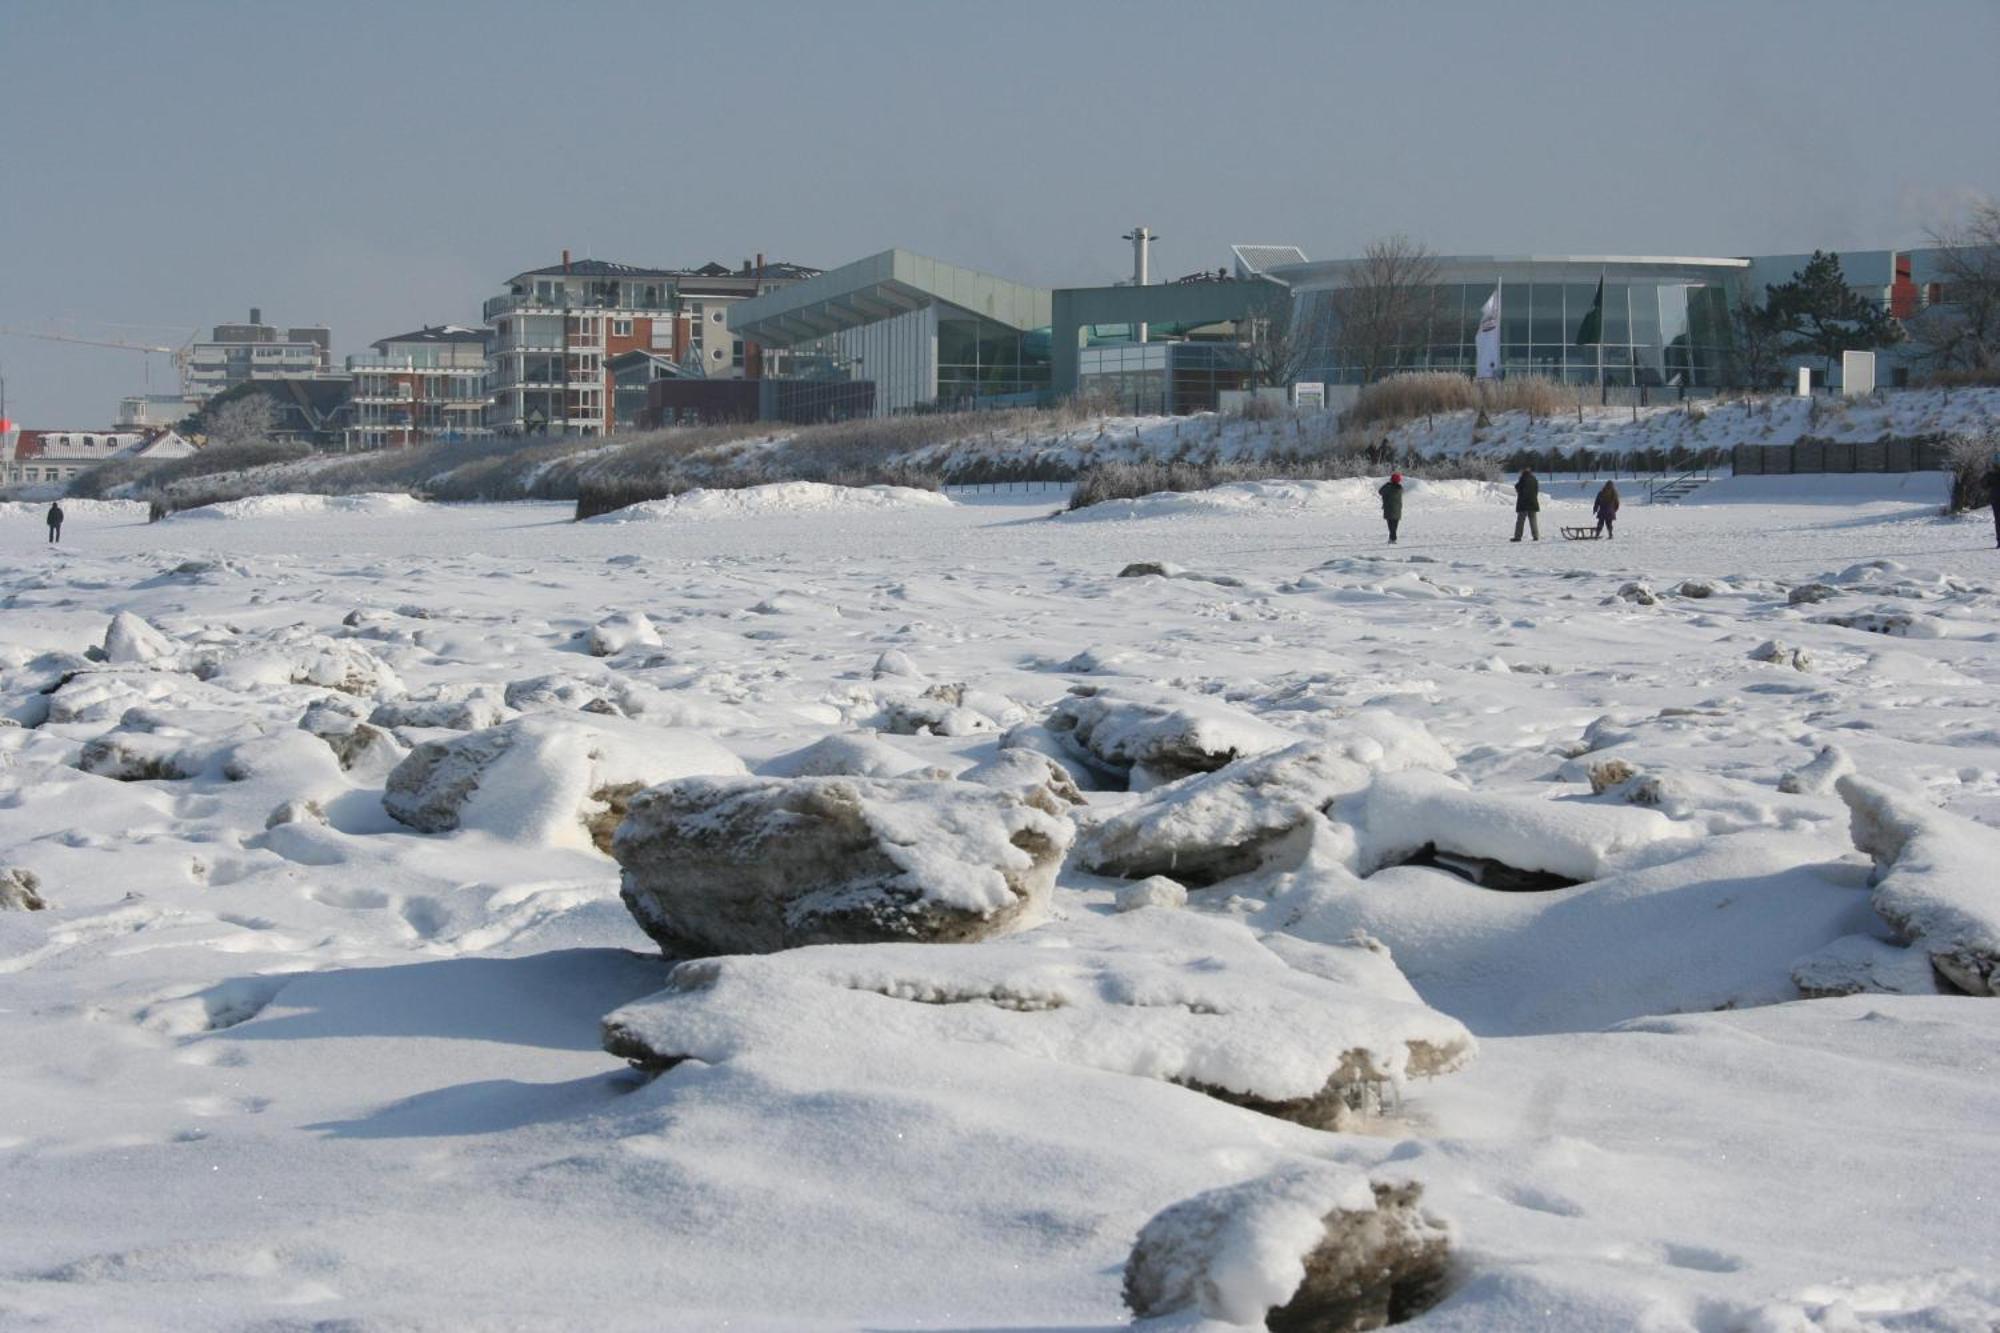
left=345, top=325, right=491, bottom=450
left=483, top=254, right=819, bottom=436
left=186, top=308, right=334, bottom=402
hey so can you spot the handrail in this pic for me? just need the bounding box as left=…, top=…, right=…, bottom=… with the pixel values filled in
left=1646, top=461, right=1712, bottom=503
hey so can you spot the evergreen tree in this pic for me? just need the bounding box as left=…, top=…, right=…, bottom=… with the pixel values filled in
left=1762, top=250, right=1902, bottom=381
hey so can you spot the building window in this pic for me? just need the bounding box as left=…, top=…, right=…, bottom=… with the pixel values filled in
left=612, top=318, right=632, bottom=337
left=732, top=339, right=745, bottom=367
left=711, top=310, right=724, bottom=324
left=711, top=347, right=725, bottom=362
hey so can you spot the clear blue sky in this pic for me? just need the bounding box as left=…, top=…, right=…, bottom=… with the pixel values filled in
left=3, top=0, right=1995, bottom=424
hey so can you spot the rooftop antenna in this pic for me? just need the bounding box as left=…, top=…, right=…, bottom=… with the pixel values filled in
left=1121, top=226, right=1157, bottom=342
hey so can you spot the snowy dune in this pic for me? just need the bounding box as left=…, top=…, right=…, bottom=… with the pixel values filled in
left=1, top=476, right=1997, bottom=1330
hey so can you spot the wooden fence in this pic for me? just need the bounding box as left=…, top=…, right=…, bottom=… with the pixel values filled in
left=1732, top=436, right=1950, bottom=475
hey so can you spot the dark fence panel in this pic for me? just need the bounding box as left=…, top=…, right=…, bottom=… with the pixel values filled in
left=1733, top=435, right=1951, bottom=477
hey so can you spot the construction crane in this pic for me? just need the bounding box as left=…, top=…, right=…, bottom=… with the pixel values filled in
left=0, top=324, right=197, bottom=392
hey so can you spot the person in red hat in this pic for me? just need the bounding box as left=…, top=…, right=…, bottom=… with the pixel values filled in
left=1378, top=471, right=1404, bottom=544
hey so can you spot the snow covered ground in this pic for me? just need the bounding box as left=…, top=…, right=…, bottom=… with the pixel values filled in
left=2, top=474, right=1997, bottom=1330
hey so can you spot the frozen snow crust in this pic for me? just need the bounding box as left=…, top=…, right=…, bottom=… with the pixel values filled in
left=2, top=483, right=1999, bottom=1330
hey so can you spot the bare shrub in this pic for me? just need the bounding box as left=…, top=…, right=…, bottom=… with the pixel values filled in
left=1344, top=372, right=1566, bottom=431
left=1238, top=395, right=1284, bottom=422
left=1944, top=429, right=2000, bottom=513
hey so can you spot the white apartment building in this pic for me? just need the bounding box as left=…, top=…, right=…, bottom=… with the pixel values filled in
left=185, top=308, right=333, bottom=402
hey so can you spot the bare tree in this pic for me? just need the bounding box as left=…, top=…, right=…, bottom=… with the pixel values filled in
left=1328, top=236, right=1443, bottom=385
left=202, top=392, right=280, bottom=450
left=1911, top=197, right=2000, bottom=378
left=1236, top=279, right=1330, bottom=390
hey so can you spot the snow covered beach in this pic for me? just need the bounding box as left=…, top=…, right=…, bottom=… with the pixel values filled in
left=2, top=475, right=1998, bottom=1330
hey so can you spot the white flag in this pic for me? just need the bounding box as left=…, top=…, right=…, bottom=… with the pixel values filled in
left=1475, top=287, right=1501, bottom=381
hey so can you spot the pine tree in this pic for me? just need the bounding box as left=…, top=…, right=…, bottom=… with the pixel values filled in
left=1762, top=250, right=1903, bottom=382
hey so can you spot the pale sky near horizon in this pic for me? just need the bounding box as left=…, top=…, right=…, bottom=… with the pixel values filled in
left=2, top=0, right=1996, bottom=425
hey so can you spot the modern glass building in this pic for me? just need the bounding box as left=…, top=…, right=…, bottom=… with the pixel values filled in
left=1270, top=256, right=1749, bottom=389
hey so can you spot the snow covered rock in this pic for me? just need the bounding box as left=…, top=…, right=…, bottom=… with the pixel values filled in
left=1, top=867, right=47, bottom=911
left=1778, top=744, right=1854, bottom=796
left=586, top=611, right=662, bottom=658
left=877, top=683, right=1019, bottom=737
left=611, top=774, right=1072, bottom=956
left=1122, top=1164, right=1450, bottom=1330
left=1354, top=769, right=1695, bottom=883
left=76, top=728, right=202, bottom=781
left=1676, top=579, right=1718, bottom=599
left=956, top=748, right=1085, bottom=812
left=1118, top=560, right=1177, bottom=578
left=760, top=732, right=931, bottom=779
left=1814, top=609, right=1938, bottom=638
left=1788, top=582, right=1839, bottom=605
left=369, top=686, right=510, bottom=732
left=504, top=672, right=638, bottom=718
left=1838, top=776, right=2000, bottom=995
left=1079, top=721, right=1454, bottom=886
left=102, top=611, right=174, bottom=665
left=871, top=648, right=921, bottom=680
left=1750, top=639, right=1814, bottom=672
left=1044, top=683, right=1296, bottom=791
left=1790, top=934, right=1941, bottom=999
left=290, top=640, right=401, bottom=696
left=601, top=911, right=1470, bottom=1126
left=383, top=714, right=747, bottom=854
left=1114, top=875, right=1187, bottom=911
left=299, top=700, right=402, bottom=774
left=1616, top=582, right=1659, bottom=606
left=264, top=798, right=327, bottom=830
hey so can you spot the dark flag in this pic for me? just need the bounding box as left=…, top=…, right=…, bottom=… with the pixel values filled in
left=1575, top=276, right=1605, bottom=346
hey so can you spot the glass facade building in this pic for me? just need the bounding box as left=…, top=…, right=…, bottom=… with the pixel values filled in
left=1275, top=257, right=1748, bottom=389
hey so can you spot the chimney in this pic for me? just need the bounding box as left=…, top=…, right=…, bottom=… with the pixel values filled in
left=756, top=252, right=764, bottom=279
left=562, top=248, right=571, bottom=275
left=741, top=259, right=751, bottom=275
left=250, top=307, right=262, bottom=325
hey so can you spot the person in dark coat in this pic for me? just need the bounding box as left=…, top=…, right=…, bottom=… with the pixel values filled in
left=1379, top=471, right=1405, bottom=544
left=1592, top=479, right=1621, bottom=539
left=1511, top=469, right=1541, bottom=542
left=46, top=502, right=63, bottom=544
left=1986, top=460, right=2000, bottom=550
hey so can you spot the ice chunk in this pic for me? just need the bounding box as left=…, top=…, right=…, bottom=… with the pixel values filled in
left=102, top=611, right=174, bottom=665
left=1838, top=776, right=2000, bottom=995
left=612, top=774, right=1073, bottom=956
left=1355, top=770, right=1695, bottom=882
left=1123, top=1164, right=1450, bottom=1329
left=383, top=714, right=746, bottom=854
left=586, top=611, right=662, bottom=658
left=760, top=732, right=930, bottom=780
left=603, top=910, right=1470, bottom=1125
left=1044, top=683, right=1296, bottom=791
left=1, top=867, right=46, bottom=911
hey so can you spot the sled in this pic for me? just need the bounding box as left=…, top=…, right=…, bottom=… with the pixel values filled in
left=1560, top=526, right=1603, bottom=541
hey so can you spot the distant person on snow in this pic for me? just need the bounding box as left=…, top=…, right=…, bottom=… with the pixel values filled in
left=46, top=502, right=63, bottom=545
left=1986, top=460, right=2000, bottom=549
left=1511, top=469, right=1541, bottom=542
left=1593, top=480, right=1621, bottom=539
left=1379, top=472, right=1404, bottom=544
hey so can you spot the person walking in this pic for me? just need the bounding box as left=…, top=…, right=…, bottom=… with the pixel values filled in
left=1592, top=479, right=1621, bottom=539
left=46, top=502, right=63, bottom=545
left=1511, top=468, right=1541, bottom=542
left=1985, top=459, right=2000, bottom=550
left=1379, top=471, right=1405, bottom=544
